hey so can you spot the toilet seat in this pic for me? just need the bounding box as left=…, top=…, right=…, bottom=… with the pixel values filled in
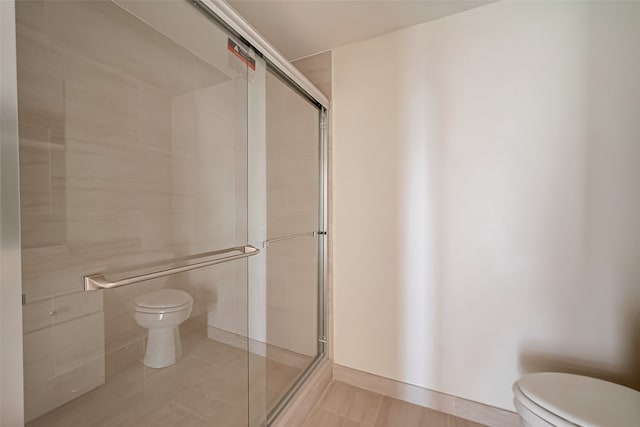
left=514, top=382, right=575, bottom=426
left=515, top=373, right=640, bottom=427
left=134, top=289, right=193, bottom=314
left=134, top=301, right=191, bottom=314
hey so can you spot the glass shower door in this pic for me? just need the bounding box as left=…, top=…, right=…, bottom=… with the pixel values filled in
left=17, top=0, right=253, bottom=425
left=256, top=69, right=324, bottom=423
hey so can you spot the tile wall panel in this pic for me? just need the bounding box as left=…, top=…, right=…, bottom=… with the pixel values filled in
left=17, top=0, right=246, bottom=421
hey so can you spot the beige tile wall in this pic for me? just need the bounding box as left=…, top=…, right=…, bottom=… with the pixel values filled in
left=16, top=0, right=246, bottom=421
left=292, top=51, right=332, bottom=101
left=169, top=79, right=248, bottom=335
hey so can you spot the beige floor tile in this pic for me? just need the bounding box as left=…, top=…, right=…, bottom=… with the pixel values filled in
left=302, top=408, right=355, bottom=427
left=266, top=358, right=303, bottom=409
left=342, top=419, right=362, bottom=427
left=28, top=337, right=307, bottom=427
left=448, top=416, right=487, bottom=427
left=453, top=398, right=517, bottom=426
left=374, top=396, right=425, bottom=427
left=344, top=385, right=383, bottom=425
left=172, top=391, right=247, bottom=426
left=170, top=370, right=247, bottom=409
left=27, top=337, right=465, bottom=427
left=105, top=402, right=211, bottom=427
left=27, top=362, right=145, bottom=427
left=318, top=380, right=356, bottom=415
left=142, top=360, right=210, bottom=405
left=419, top=407, right=449, bottom=427
left=318, top=380, right=383, bottom=425
left=188, top=337, right=248, bottom=374
left=374, top=396, right=449, bottom=427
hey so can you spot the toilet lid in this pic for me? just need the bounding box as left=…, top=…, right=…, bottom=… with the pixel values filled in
left=134, top=289, right=192, bottom=309
left=517, top=373, right=640, bottom=427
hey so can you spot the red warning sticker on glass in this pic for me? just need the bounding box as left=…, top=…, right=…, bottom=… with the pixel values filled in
left=227, top=38, right=256, bottom=71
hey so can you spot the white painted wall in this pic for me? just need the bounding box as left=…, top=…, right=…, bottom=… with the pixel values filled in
left=333, top=1, right=640, bottom=410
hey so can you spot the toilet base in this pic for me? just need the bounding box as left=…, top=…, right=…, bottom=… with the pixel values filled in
left=143, top=326, right=183, bottom=369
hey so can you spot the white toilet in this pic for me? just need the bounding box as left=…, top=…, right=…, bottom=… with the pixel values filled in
left=513, top=372, right=640, bottom=427
left=134, top=289, right=193, bottom=369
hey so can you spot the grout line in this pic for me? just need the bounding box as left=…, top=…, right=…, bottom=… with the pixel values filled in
left=446, top=413, right=455, bottom=427
left=321, top=385, right=353, bottom=417
left=368, top=394, right=384, bottom=427
left=300, top=379, right=336, bottom=425
left=339, top=386, right=384, bottom=426
left=173, top=402, right=211, bottom=423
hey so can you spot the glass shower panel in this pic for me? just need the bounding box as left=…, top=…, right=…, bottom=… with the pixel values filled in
left=261, top=70, right=322, bottom=418
left=263, top=237, right=319, bottom=408
left=265, top=72, right=321, bottom=241
left=17, top=0, right=252, bottom=425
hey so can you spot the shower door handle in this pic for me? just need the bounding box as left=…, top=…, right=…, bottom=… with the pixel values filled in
left=84, top=245, right=260, bottom=291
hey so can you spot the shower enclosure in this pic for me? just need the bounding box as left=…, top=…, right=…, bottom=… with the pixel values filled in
left=12, top=0, right=327, bottom=425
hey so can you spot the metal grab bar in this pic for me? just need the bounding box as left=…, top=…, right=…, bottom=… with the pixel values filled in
left=84, top=245, right=260, bottom=291
left=263, top=231, right=321, bottom=248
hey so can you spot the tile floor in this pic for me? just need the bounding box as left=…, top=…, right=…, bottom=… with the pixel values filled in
left=301, top=381, right=487, bottom=427
left=26, top=336, right=485, bottom=427
left=27, top=335, right=306, bottom=427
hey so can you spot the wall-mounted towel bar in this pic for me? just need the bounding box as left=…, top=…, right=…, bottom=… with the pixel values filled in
left=263, top=231, right=325, bottom=248
left=84, top=245, right=260, bottom=291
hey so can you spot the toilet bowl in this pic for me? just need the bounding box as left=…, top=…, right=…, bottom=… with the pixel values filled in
left=134, top=289, right=193, bottom=369
left=513, top=372, right=640, bottom=427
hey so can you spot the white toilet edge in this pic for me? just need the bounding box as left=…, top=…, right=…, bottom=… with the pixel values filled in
left=134, top=300, right=193, bottom=314
left=514, top=397, right=553, bottom=427
left=513, top=383, right=576, bottom=427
